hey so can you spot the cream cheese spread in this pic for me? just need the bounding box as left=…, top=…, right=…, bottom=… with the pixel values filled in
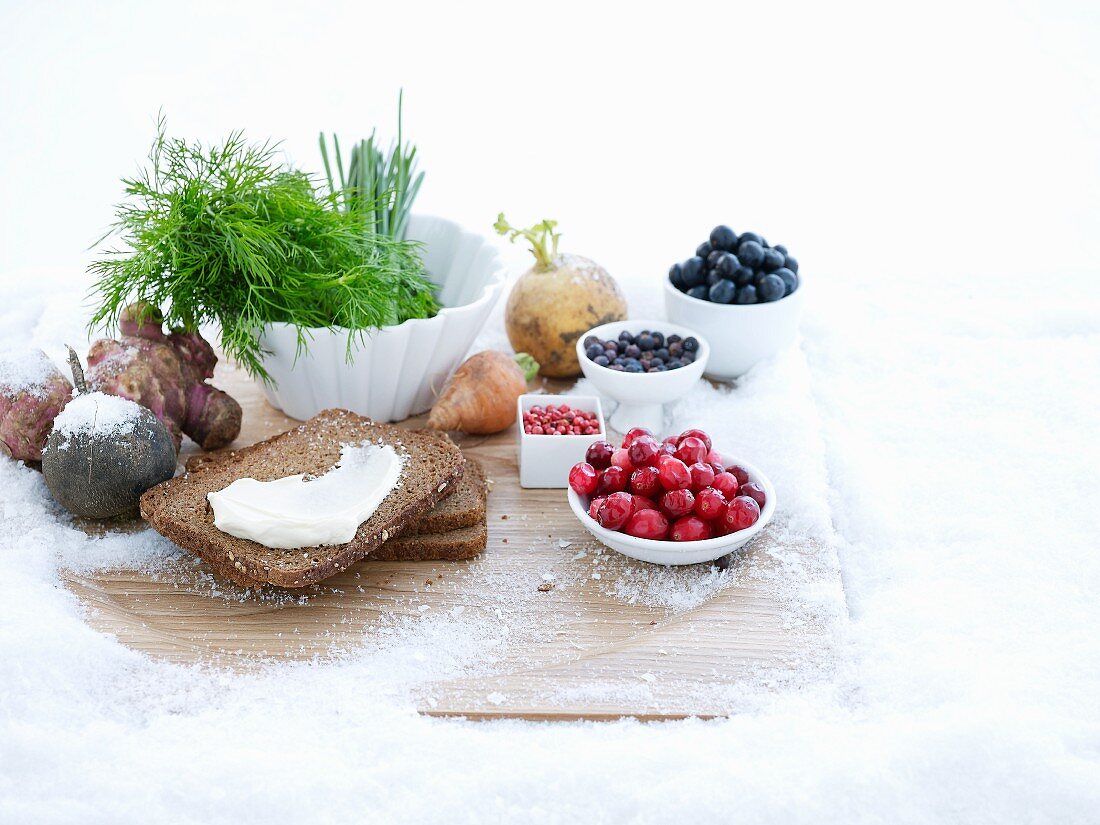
left=207, top=443, right=404, bottom=549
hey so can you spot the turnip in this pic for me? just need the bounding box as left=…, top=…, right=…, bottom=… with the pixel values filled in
left=427, top=351, right=538, bottom=435
left=496, top=215, right=627, bottom=378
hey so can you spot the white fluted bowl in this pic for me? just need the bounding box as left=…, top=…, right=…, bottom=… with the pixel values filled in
left=256, top=215, right=507, bottom=422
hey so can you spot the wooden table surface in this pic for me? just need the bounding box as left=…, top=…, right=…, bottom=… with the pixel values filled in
left=61, top=362, right=840, bottom=720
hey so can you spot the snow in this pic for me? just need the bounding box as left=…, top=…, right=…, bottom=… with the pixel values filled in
left=51, top=391, right=145, bottom=441
left=1, top=264, right=1097, bottom=823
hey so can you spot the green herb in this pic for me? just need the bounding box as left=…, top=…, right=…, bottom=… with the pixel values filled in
left=319, top=91, right=424, bottom=240
left=88, top=117, right=440, bottom=383
left=493, top=213, right=561, bottom=271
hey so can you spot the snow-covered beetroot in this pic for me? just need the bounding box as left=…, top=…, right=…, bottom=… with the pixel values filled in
left=624, top=509, right=669, bottom=540
left=86, top=303, right=241, bottom=452
left=0, top=349, right=73, bottom=462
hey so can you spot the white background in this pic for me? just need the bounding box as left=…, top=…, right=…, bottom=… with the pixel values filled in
left=2, top=2, right=1099, bottom=824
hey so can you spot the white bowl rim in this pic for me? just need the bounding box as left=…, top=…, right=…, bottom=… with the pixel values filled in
left=575, top=318, right=711, bottom=377
left=263, top=213, right=507, bottom=335
left=566, top=455, right=776, bottom=555
left=662, top=273, right=803, bottom=309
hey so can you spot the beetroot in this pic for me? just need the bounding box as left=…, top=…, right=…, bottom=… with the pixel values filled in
left=0, top=349, right=73, bottom=462
left=86, top=303, right=241, bottom=452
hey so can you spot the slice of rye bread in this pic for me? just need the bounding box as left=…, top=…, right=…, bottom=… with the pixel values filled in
left=186, top=443, right=488, bottom=538
left=140, top=409, right=465, bottom=588
left=371, top=521, right=488, bottom=562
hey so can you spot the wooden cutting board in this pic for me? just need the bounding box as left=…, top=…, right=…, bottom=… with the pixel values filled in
left=61, top=362, right=840, bottom=720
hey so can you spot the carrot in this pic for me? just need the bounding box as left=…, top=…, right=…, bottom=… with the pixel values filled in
left=427, top=351, right=538, bottom=435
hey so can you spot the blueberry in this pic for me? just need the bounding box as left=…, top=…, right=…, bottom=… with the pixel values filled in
left=668, top=342, right=683, bottom=357
left=613, top=356, right=625, bottom=366
left=637, top=333, right=656, bottom=351
left=654, top=347, right=670, bottom=360
left=711, top=252, right=737, bottom=277
left=669, top=262, right=685, bottom=290
left=774, top=267, right=798, bottom=295
left=666, top=358, right=682, bottom=370
left=624, top=361, right=644, bottom=374
left=773, top=244, right=788, bottom=255
left=647, top=364, right=666, bottom=373
left=651, top=332, right=664, bottom=348
left=696, top=241, right=713, bottom=260
left=625, top=344, right=641, bottom=358
left=682, top=336, right=699, bottom=353
left=618, top=331, right=635, bottom=344
left=667, top=334, right=682, bottom=345
left=681, top=256, right=706, bottom=288
left=762, top=248, right=784, bottom=272
left=594, top=355, right=609, bottom=367
left=609, top=364, right=624, bottom=371
left=737, top=240, right=765, bottom=269
left=706, top=268, right=724, bottom=288
left=784, top=254, right=798, bottom=274
left=650, top=355, right=664, bottom=366
left=757, top=273, right=785, bottom=302
left=585, top=344, right=604, bottom=360
left=753, top=270, right=769, bottom=287
left=738, top=232, right=762, bottom=247
left=706, top=249, right=725, bottom=270
left=681, top=350, right=695, bottom=363
left=686, top=284, right=708, bottom=301
left=583, top=335, right=600, bottom=349
left=710, top=225, right=738, bottom=251
left=605, top=341, right=618, bottom=354
left=735, top=285, right=757, bottom=304
left=708, top=279, right=736, bottom=304
left=733, top=266, right=755, bottom=287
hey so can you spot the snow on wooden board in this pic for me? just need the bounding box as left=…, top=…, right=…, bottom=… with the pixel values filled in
left=61, top=362, right=842, bottom=720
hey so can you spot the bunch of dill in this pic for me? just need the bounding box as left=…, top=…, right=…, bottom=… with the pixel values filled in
left=88, top=119, right=439, bottom=382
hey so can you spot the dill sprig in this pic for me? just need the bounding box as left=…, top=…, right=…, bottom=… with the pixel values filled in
left=88, top=117, right=439, bottom=383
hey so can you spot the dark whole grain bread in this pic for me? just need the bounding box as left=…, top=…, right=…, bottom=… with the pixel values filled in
left=403, top=457, right=487, bottom=535
left=140, top=409, right=465, bottom=588
left=372, top=521, right=488, bottom=562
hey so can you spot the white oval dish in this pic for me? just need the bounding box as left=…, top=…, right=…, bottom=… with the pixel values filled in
left=257, top=214, right=507, bottom=422
left=663, top=277, right=804, bottom=382
left=566, top=457, right=776, bottom=565
left=576, top=319, right=710, bottom=435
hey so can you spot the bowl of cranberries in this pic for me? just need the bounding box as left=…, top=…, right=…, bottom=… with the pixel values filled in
left=566, top=427, right=775, bottom=565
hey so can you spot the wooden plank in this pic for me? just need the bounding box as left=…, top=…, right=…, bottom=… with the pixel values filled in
left=60, top=360, right=838, bottom=719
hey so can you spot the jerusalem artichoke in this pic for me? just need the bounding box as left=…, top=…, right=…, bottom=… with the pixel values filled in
left=0, top=349, right=73, bottom=462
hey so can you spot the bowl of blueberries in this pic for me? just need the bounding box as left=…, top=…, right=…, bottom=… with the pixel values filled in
left=665, top=225, right=805, bottom=381
left=576, top=320, right=709, bottom=434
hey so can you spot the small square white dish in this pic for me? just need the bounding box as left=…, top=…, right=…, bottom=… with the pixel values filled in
left=517, top=394, right=606, bottom=489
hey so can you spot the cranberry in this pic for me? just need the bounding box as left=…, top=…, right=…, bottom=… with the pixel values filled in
left=705, top=448, right=726, bottom=470
left=662, top=435, right=680, bottom=451
left=629, top=465, right=662, bottom=498
left=627, top=435, right=660, bottom=468
left=588, top=495, right=606, bottom=520
left=568, top=462, right=599, bottom=495
left=674, top=436, right=708, bottom=466
left=670, top=516, right=714, bottom=542
left=596, top=465, right=628, bottom=495
left=631, top=494, right=659, bottom=513
left=740, top=481, right=766, bottom=508
left=712, top=471, right=740, bottom=499
left=678, top=428, right=713, bottom=452
left=728, top=464, right=751, bottom=486
left=688, top=462, right=715, bottom=492
left=610, top=448, right=634, bottom=471
left=657, top=454, right=692, bottom=491
left=597, top=492, right=634, bottom=530
left=585, top=440, right=615, bottom=470
left=723, top=496, right=761, bottom=532
left=658, top=488, right=695, bottom=519
left=622, top=427, right=654, bottom=448
left=624, top=509, right=670, bottom=540
left=693, top=487, right=728, bottom=521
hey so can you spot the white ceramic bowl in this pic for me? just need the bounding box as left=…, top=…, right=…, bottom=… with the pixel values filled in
left=516, top=394, right=606, bottom=488
left=576, top=319, right=709, bottom=435
left=663, top=278, right=804, bottom=381
left=567, top=457, right=776, bottom=565
left=257, top=214, right=507, bottom=422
